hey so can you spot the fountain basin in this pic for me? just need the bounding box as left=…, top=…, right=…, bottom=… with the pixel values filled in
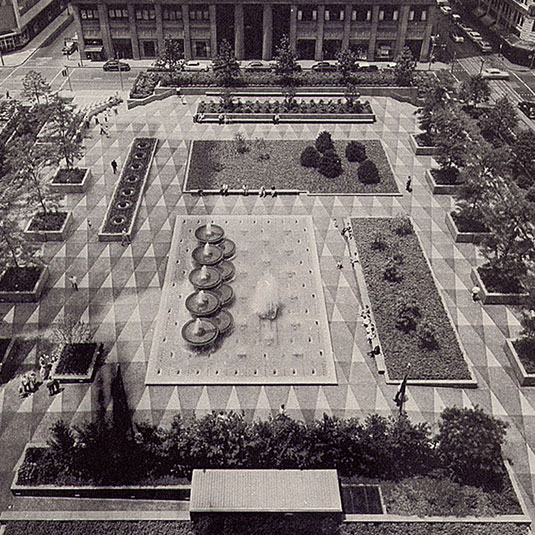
left=181, top=318, right=219, bottom=346
left=185, top=290, right=220, bottom=317
left=219, top=238, right=236, bottom=259
left=189, top=266, right=222, bottom=290
left=211, top=310, right=234, bottom=335
left=195, top=223, right=225, bottom=244
left=192, top=244, right=223, bottom=266
left=212, top=283, right=234, bottom=307
left=215, top=261, right=235, bottom=282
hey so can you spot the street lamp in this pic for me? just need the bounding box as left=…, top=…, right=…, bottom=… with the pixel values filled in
left=479, top=58, right=485, bottom=74
left=529, top=53, right=535, bottom=70
left=115, top=51, right=124, bottom=92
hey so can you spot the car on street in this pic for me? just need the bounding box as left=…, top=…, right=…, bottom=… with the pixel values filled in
left=481, top=68, right=510, bottom=80
left=440, top=5, right=452, bottom=15
left=103, top=59, right=130, bottom=72
left=450, top=32, right=464, bottom=43
left=467, top=30, right=482, bottom=41
left=457, top=22, right=471, bottom=33
left=354, top=61, right=379, bottom=72
left=244, top=61, right=272, bottom=72
left=147, top=60, right=175, bottom=72
left=183, top=60, right=210, bottom=72
left=451, top=13, right=461, bottom=22
left=311, top=61, right=337, bottom=72
left=518, top=100, right=535, bottom=119
left=477, top=40, right=493, bottom=53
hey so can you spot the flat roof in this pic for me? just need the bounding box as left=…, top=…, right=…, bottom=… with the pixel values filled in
left=190, top=469, right=342, bottom=513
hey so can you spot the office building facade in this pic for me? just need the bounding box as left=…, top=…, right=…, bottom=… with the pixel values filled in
left=71, top=0, right=435, bottom=62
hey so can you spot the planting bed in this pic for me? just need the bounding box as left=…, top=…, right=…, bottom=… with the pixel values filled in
left=425, top=169, right=463, bottom=195
left=409, top=133, right=439, bottom=156
left=0, top=266, right=48, bottom=302
left=471, top=266, right=529, bottom=306
left=513, top=338, right=535, bottom=375
left=351, top=217, right=471, bottom=381
left=99, top=137, right=157, bottom=241
left=52, top=343, right=99, bottom=382
left=446, top=212, right=490, bottom=244
left=51, top=168, right=91, bottom=193
left=186, top=140, right=399, bottom=194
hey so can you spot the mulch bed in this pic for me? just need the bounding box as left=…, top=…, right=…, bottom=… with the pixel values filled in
left=186, top=140, right=399, bottom=194
left=414, top=133, right=435, bottom=147
left=54, top=343, right=97, bottom=376
left=514, top=338, right=535, bottom=374
left=0, top=267, right=42, bottom=292
left=430, top=168, right=462, bottom=185
left=478, top=265, right=524, bottom=295
left=451, top=212, right=489, bottom=233
left=351, top=217, right=470, bottom=380
left=28, top=212, right=68, bottom=232
left=53, top=168, right=86, bottom=184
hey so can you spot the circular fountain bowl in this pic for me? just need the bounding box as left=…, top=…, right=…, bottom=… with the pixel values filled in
left=211, top=310, right=234, bottom=335
left=189, top=266, right=222, bottom=290
left=215, top=261, right=235, bottom=281
left=219, top=238, right=236, bottom=259
left=181, top=318, right=219, bottom=347
left=195, top=223, right=225, bottom=244
left=192, top=244, right=223, bottom=266
left=185, top=290, right=221, bottom=317
left=212, top=283, right=234, bottom=307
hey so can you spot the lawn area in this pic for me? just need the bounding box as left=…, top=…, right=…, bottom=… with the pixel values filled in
left=351, top=217, right=471, bottom=381
left=185, top=140, right=399, bottom=194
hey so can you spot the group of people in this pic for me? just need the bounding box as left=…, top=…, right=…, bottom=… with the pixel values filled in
left=19, top=354, right=61, bottom=399
left=360, top=305, right=381, bottom=357
left=217, top=184, right=278, bottom=197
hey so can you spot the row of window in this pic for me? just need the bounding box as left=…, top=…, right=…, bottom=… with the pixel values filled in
left=297, top=4, right=427, bottom=21
left=80, top=3, right=208, bottom=21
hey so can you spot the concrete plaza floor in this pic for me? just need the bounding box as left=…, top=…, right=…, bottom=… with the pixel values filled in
left=0, top=91, right=534, bottom=517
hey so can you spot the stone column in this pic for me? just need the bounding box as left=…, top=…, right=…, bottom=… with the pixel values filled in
left=342, top=5, right=352, bottom=50
left=98, top=3, right=113, bottom=59
left=262, top=3, right=273, bottom=60
left=127, top=3, right=140, bottom=59
left=234, top=4, right=244, bottom=59
left=314, top=5, right=325, bottom=60
left=155, top=3, right=164, bottom=57
left=209, top=5, right=217, bottom=57
left=394, top=4, right=410, bottom=57
left=420, top=5, right=436, bottom=61
left=182, top=4, right=192, bottom=59
left=72, top=5, right=85, bottom=59
left=290, top=4, right=297, bottom=53
left=367, top=4, right=380, bottom=60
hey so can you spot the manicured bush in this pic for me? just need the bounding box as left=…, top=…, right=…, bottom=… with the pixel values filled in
left=300, top=146, right=320, bottom=168
left=371, top=232, right=387, bottom=251
left=417, top=321, right=439, bottom=350
left=393, top=216, right=414, bottom=237
left=318, top=149, right=343, bottom=178
left=357, top=159, right=380, bottom=184
left=395, top=299, right=421, bottom=333
left=346, top=141, right=367, bottom=162
left=383, top=259, right=403, bottom=283
left=315, top=131, right=334, bottom=153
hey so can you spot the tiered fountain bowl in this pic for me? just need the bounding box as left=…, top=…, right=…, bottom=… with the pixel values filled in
left=219, top=238, right=236, bottom=259
left=215, top=261, right=235, bottom=281
left=182, top=318, right=219, bottom=347
left=192, top=242, right=224, bottom=266
left=195, top=222, right=225, bottom=244
left=211, top=310, right=234, bottom=335
left=212, top=283, right=234, bottom=307
left=189, top=265, right=222, bottom=290
left=185, top=290, right=220, bottom=317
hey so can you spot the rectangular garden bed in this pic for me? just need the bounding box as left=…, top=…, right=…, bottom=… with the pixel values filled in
left=504, top=339, right=535, bottom=387
left=51, top=343, right=99, bottom=383
left=98, top=137, right=157, bottom=242
left=425, top=169, right=463, bottom=195
left=351, top=217, right=473, bottom=382
left=24, top=211, right=73, bottom=242
left=50, top=168, right=91, bottom=194
left=196, top=112, right=376, bottom=123
left=471, top=267, right=529, bottom=306
left=185, top=139, right=399, bottom=195
left=445, top=212, right=491, bottom=244
left=409, top=134, right=439, bottom=156
left=0, top=266, right=48, bottom=303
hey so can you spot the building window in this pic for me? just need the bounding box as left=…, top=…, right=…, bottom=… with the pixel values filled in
left=325, top=5, right=344, bottom=20
left=379, top=6, right=399, bottom=21
left=297, top=5, right=318, bottom=21
left=108, top=5, right=128, bottom=19
left=189, top=5, right=209, bottom=21
left=162, top=5, right=182, bottom=20
left=135, top=4, right=155, bottom=20
left=80, top=5, right=98, bottom=19
left=352, top=5, right=372, bottom=21
left=409, top=6, right=427, bottom=21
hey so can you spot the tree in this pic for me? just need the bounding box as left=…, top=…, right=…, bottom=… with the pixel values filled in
left=336, top=48, right=357, bottom=85
left=273, top=35, right=300, bottom=87
left=478, top=96, right=518, bottom=145
left=211, top=39, right=241, bottom=87
left=156, top=38, right=184, bottom=71
left=459, top=74, right=491, bottom=107
left=393, top=46, right=416, bottom=86
left=51, top=315, right=93, bottom=346
left=22, top=70, right=51, bottom=104
left=511, top=130, right=535, bottom=181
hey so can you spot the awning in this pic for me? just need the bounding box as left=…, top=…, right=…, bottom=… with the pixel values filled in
left=481, top=14, right=495, bottom=26
left=84, top=46, right=103, bottom=53
left=473, top=7, right=486, bottom=17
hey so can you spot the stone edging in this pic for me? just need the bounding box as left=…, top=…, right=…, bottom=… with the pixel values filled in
left=504, top=338, right=535, bottom=387
left=470, top=267, right=529, bottom=306
left=0, top=266, right=49, bottom=303
left=24, top=211, right=73, bottom=242
left=51, top=343, right=100, bottom=383
left=195, top=112, right=376, bottom=124
left=408, top=133, right=439, bottom=156
left=50, top=168, right=91, bottom=194
left=445, top=211, right=491, bottom=244
left=425, top=169, right=463, bottom=195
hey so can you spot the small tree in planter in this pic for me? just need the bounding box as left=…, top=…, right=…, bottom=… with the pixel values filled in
left=22, top=70, right=51, bottom=104
left=514, top=282, right=535, bottom=367
left=318, top=149, right=343, bottom=178
left=212, top=39, right=241, bottom=87
left=315, top=131, right=334, bottom=153
left=459, top=74, right=491, bottom=108
left=345, top=141, right=366, bottom=162
left=393, top=46, right=416, bottom=87
left=157, top=37, right=184, bottom=72
left=273, top=34, right=300, bottom=87
left=336, top=48, right=357, bottom=86
left=357, top=159, right=380, bottom=184
left=478, top=96, right=518, bottom=146
left=511, top=130, right=535, bottom=183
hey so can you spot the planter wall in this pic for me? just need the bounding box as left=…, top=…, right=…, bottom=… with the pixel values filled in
left=504, top=339, right=535, bottom=387
left=0, top=337, right=16, bottom=375
left=50, top=168, right=91, bottom=194
left=127, top=87, right=177, bottom=109
left=51, top=343, right=100, bottom=383
left=409, top=134, right=439, bottom=156
left=197, top=112, right=376, bottom=123
left=98, top=137, right=157, bottom=242
left=471, top=267, right=529, bottom=306
left=445, top=212, right=491, bottom=244
left=0, top=266, right=49, bottom=303
left=425, top=169, right=462, bottom=195
left=24, top=211, right=73, bottom=242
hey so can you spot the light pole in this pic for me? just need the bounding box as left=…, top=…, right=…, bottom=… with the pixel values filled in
left=529, top=53, right=535, bottom=70
left=427, top=34, right=438, bottom=71
left=479, top=58, right=485, bottom=74
left=116, top=51, right=124, bottom=92
left=0, top=48, right=4, bottom=67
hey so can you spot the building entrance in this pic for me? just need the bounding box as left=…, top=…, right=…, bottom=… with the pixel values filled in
left=244, top=4, right=263, bottom=59
left=112, top=38, right=133, bottom=59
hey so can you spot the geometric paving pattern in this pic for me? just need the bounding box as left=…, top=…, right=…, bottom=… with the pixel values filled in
left=0, top=91, right=534, bottom=518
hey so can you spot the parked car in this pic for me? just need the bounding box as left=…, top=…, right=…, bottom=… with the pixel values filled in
left=457, top=22, right=471, bottom=33
left=354, top=61, right=379, bottom=72
left=440, top=5, right=453, bottom=15
left=450, top=32, right=464, bottom=43
left=451, top=13, right=461, bottom=22
left=103, top=59, right=130, bottom=72
left=183, top=60, right=210, bottom=72
left=477, top=40, right=493, bottom=53
left=467, top=30, right=482, bottom=41
left=311, top=61, right=337, bottom=72
left=244, top=61, right=272, bottom=72
left=481, top=68, right=510, bottom=80
left=518, top=100, right=535, bottom=119
left=147, top=60, right=175, bottom=72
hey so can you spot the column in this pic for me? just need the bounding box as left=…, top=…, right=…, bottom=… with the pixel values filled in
left=98, top=3, right=113, bottom=59
left=209, top=5, right=217, bottom=57
left=182, top=4, right=192, bottom=59
left=127, top=3, right=140, bottom=59
left=72, top=5, right=85, bottom=59
left=367, top=4, right=380, bottom=60
left=394, top=5, right=410, bottom=58
left=155, top=3, right=164, bottom=57
left=290, top=4, right=297, bottom=53
left=314, top=5, right=325, bottom=60
left=342, top=5, right=352, bottom=50
left=420, top=5, right=436, bottom=61
left=262, top=4, right=273, bottom=60
left=234, top=4, right=244, bottom=60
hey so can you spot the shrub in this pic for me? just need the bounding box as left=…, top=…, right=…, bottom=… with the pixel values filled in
left=300, top=146, right=320, bottom=168
left=371, top=232, right=387, bottom=251
left=393, top=216, right=414, bottom=236
left=233, top=133, right=249, bottom=154
left=395, top=299, right=421, bottom=333
left=315, top=131, right=334, bottom=153
left=345, top=141, right=367, bottom=162
left=383, top=259, right=403, bottom=283
left=357, top=159, right=380, bottom=184
left=417, top=321, right=439, bottom=350
left=318, top=149, right=343, bottom=178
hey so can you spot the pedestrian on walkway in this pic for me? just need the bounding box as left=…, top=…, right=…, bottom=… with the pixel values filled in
left=471, top=285, right=481, bottom=302
left=95, top=115, right=100, bottom=125
left=68, top=275, right=79, bottom=291
left=5, top=90, right=10, bottom=99
left=406, top=175, right=412, bottom=193
left=87, top=219, right=92, bottom=230
left=258, top=185, right=266, bottom=197
left=111, top=159, right=118, bottom=174
left=46, top=378, right=61, bottom=396
left=121, top=228, right=130, bottom=247
left=99, top=126, right=106, bottom=136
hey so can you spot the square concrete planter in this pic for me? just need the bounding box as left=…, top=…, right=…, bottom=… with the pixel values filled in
left=425, top=169, right=463, bottom=195
left=445, top=212, right=491, bottom=244
left=504, top=339, right=535, bottom=386
left=409, top=133, right=439, bottom=156
left=471, top=267, right=529, bottom=306
left=0, top=266, right=49, bottom=303
left=50, top=167, right=91, bottom=194
left=24, top=211, right=73, bottom=242
left=51, top=343, right=100, bottom=383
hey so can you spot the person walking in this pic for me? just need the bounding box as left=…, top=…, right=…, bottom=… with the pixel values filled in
left=111, top=159, right=118, bottom=174
left=121, top=228, right=130, bottom=247
left=95, top=115, right=100, bottom=125
left=406, top=176, right=412, bottom=193
left=68, top=275, right=79, bottom=291
left=471, top=285, right=481, bottom=302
